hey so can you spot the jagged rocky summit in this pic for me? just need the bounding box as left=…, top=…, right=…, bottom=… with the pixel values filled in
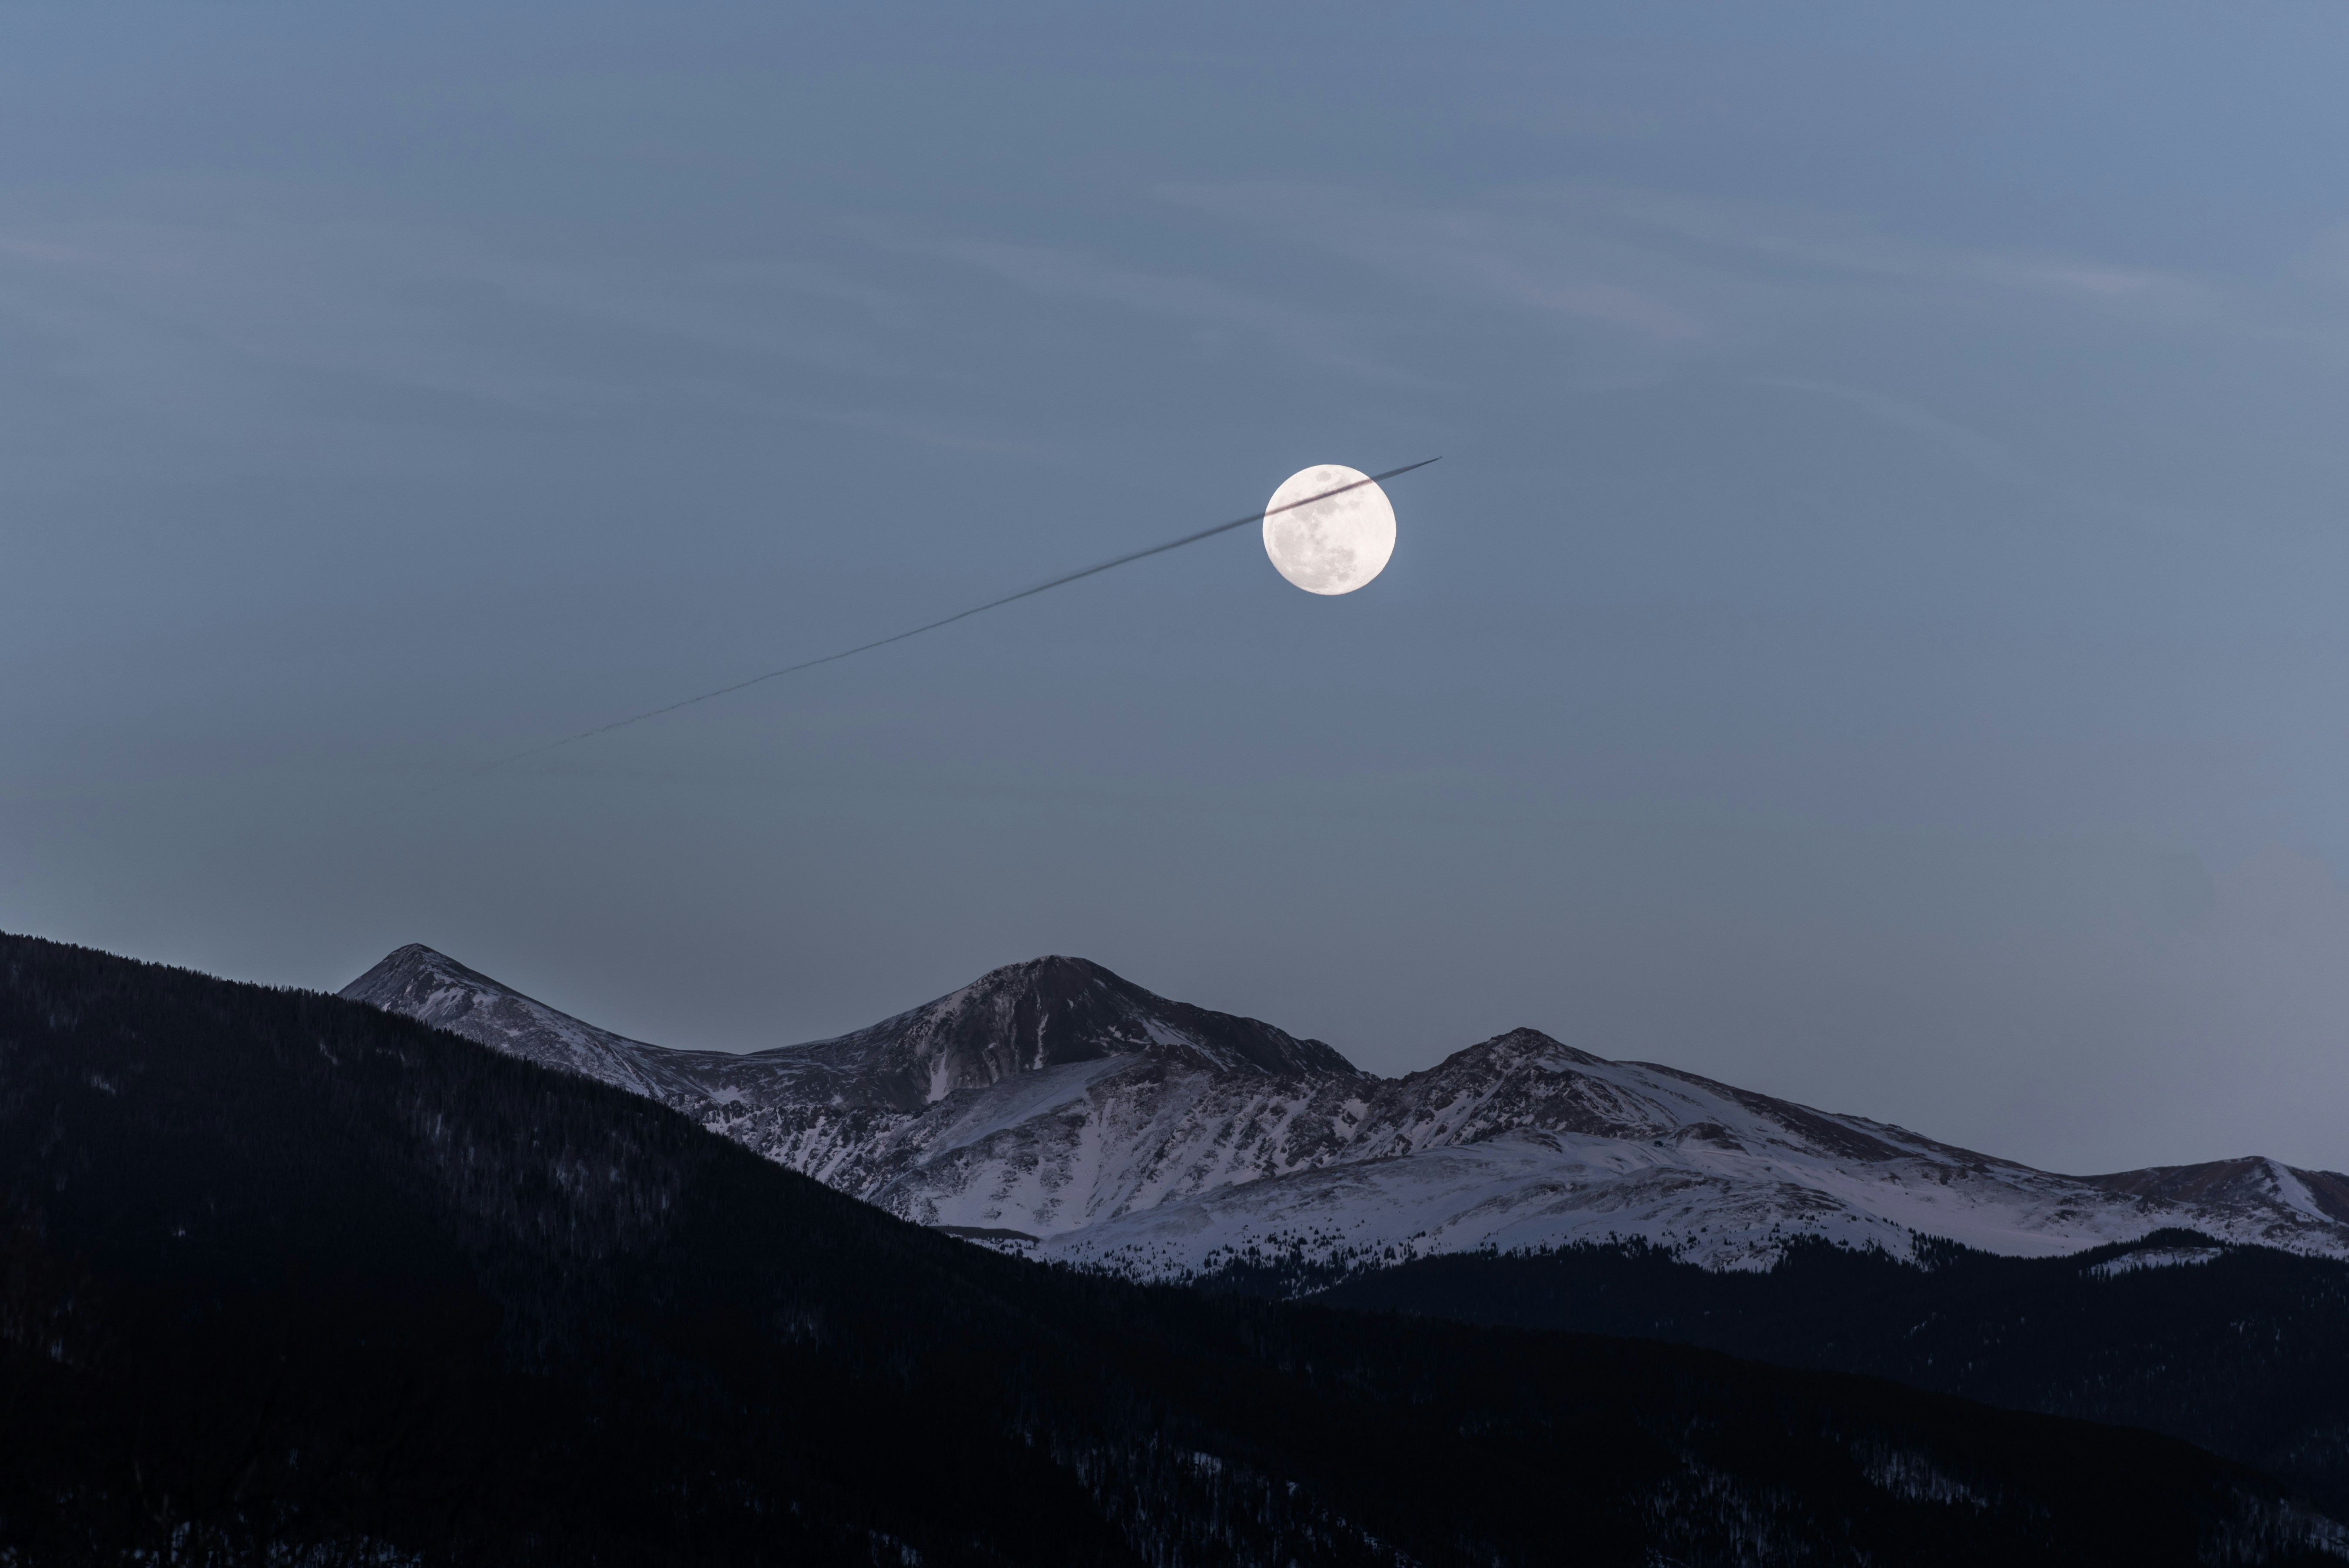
left=342, top=943, right=2349, bottom=1281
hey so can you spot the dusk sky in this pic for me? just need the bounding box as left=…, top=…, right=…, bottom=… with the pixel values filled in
left=7, top=1, right=2349, bottom=1177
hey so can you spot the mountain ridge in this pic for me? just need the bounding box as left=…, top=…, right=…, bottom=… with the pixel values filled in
left=340, top=942, right=2349, bottom=1279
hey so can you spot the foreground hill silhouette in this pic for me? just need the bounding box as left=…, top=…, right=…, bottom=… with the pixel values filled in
left=3, top=932, right=2344, bottom=1565
left=1315, top=1236, right=2349, bottom=1519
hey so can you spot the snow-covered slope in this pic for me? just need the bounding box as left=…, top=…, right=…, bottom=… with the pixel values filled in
left=341, top=945, right=2349, bottom=1279
left=341, top=944, right=699, bottom=1099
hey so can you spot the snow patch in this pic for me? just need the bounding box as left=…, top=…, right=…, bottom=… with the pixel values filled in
left=2086, top=1246, right=2226, bottom=1279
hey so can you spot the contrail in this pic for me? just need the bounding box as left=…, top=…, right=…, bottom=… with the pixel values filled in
left=481, top=457, right=1440, bottom=772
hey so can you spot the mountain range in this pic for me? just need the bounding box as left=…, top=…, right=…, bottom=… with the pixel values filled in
left=22, top=930, right=2345, bottom=1563
left=342, top=943, right=2349, bottom=1282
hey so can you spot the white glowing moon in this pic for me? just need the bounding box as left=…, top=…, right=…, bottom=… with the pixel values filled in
left=1262, top=464, right=1396, bottom=595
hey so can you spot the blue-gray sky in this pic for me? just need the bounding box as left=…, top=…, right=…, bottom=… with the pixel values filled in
left=7, top=1, right=2349, bottom=1175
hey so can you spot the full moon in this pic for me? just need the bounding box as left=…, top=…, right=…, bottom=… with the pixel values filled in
left=1262, top=464, right=1396, bottom=595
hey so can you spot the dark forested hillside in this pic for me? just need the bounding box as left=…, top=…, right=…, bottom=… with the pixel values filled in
left=1316, top=1234, right=2349, bottom=1518
left=3, top=932, right=2344, bottom=1567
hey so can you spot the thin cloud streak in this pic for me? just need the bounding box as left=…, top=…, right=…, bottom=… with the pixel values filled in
left=1158, top=179, right=2265, bottom=349
left=926, top=234, right=1430, bottom=386
left=1751, top=377, right=2027, bottom=481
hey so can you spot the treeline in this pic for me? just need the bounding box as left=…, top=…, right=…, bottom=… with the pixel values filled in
left=1317, top=1228, right=2349, bottom=1517
left=3, top=932, right=2344, bottom=1566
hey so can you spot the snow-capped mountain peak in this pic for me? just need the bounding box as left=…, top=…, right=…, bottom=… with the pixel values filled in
left=754, top=954, right=1362, bottom=1111
left=341, top=946, right=2349, bottom=1283
left=341, top=942, right=685, bottom=1098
